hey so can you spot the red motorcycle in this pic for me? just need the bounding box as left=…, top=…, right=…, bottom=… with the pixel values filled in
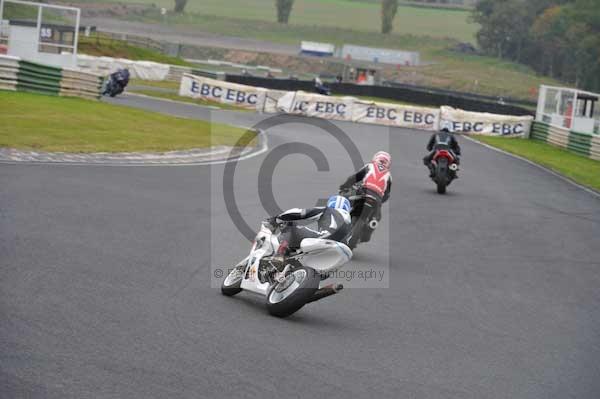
left=430, top=149, right=458, bottom=194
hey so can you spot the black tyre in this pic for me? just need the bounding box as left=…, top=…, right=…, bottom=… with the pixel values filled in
left=436, top=159, right=449, bottom=195
left=265, top=266, right=320, bottom=318
left=348, top=218, right=364, bottom=250
left=221, top=264, right=245, bottom=296
left=437, top=181, right=447, bottom=194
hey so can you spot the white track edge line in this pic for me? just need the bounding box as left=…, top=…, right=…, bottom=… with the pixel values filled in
left=0, top=131, right=268, bottom=167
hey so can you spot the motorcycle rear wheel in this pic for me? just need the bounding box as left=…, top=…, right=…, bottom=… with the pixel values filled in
left=266, top=266, right=320, bottom=317
left=436, top=159, right=449, bottom=194
left=436, top=181, right=447, bottom=194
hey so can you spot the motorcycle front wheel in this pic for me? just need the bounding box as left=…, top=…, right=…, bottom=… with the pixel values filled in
left=266, top=266, right=320, bottom=317
left=221, top=264, right=245, bottom=296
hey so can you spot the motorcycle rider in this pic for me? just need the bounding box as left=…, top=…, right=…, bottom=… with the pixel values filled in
left=104, top=68, right=130, bottom=96
left=266, top=195, right=353, bottom=251
left=314, top=76, right=331, bottom=96
left=113, top=68, right=130, bottom=88
left=423, top=124, right=462, bottom=176
left=339, top=150, right=392, bottom=206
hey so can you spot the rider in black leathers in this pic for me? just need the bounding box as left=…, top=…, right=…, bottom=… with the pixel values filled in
left=104, top=68, right=130, bottom=96
left=113, top=68, right=130, bottom=88
left=423, top=127, right=462, bottom=176
left=266, top=200, right=352, bottom=251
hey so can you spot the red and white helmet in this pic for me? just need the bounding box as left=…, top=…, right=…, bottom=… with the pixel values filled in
left=372, top=151, right=391, bottom=170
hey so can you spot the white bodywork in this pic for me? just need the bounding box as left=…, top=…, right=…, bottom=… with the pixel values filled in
left=237, top=223, right=352, bottom=296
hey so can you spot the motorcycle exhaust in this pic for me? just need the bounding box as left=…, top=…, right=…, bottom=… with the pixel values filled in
left=449, top=163, right=458, bottom=171
left=306, top=284, right=344, bottom=304
left=368, top=219, right=379, bottom=230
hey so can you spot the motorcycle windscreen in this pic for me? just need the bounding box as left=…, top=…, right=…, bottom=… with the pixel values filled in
left=299, top=238, right=352, bottom=273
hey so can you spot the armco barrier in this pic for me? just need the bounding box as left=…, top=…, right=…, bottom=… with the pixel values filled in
left=530, top=121, right=600, bottom=160
left=225, top=75, right=534, bottom=117
left=0, top=55, right=102, bottom=99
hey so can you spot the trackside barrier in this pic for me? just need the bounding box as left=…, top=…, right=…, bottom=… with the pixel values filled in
left=77, top=55, right=170, bottom=81
left=179, top=73, right=533, bottom=136
left=0, top=55, right=19, bottom=91
left=531, top=122, right=600, bottom=161
left=60, top=69, right=104, bottom=100
left=166, top=65, right=192, bottom=82
left=179, top=72, right=267, bottom=110
left=17, top=60, right=62, bottom=96
left=76, top=55, right=218, bottom=83
left=226, top=75, right=535, bottom=116
left=440, top=106, right=533, bottom=136
left=0, top=55, right=103, bottom=99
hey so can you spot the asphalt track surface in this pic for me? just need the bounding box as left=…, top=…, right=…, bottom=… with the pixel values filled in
left=2, top=95, right=600, bottom=399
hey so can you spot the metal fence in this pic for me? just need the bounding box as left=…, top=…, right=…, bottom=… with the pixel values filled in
left=94, top=30, right=164, bottom=53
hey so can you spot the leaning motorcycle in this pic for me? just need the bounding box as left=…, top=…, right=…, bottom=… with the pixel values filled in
left=430, top=149, right=458, bottom=194
left=339, top=184, right=380, bottom=250
left=220, top=221, right=351, bottom=317
left=102, top=75, right=127, bottom=97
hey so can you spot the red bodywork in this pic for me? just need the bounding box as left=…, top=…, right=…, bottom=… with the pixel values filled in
left=432, top=149, right=454, bottom=163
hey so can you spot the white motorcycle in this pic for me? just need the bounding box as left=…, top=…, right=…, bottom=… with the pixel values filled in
left=221, top=221, right=352, bottom=317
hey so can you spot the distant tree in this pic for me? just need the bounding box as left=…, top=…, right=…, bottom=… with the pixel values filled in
left=472, top=0, right=529, bottom=60
left=530, top=6, right=568, bottom=77
left=174, top=0, right=188, bottom=13
left=276, top=0, right=295, bottom=24
left=381, top=0, right=398, bottom=34
left=472, top=0, right=600, bottom=91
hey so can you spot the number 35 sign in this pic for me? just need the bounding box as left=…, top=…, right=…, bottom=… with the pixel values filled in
left=40, top=27, right=53, bottom=39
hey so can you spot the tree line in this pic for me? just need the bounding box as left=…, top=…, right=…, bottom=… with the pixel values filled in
left=472, top=0, right=600, bottom=92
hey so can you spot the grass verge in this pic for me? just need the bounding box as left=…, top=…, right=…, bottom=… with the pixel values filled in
left=133, top=13, right=559, bottom=100
left=78, top=35, right=194, bottom=67
left=473, top=135, right=600, bottom=192
left=130, top=79, right=181, bottom=90
left=77, top=0, right=478, bottom=42
left=69, top=0, right=563, bottom=100
left=0, top=91, right=254, bottom=153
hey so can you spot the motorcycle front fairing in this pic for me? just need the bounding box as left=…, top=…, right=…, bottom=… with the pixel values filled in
left=239, top=224, right=279, bottom=296
left=236, top=223, right=352, bottom=296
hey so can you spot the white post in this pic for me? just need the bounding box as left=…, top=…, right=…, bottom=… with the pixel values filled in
left=0, top=0, right=4, bottom=23
left=35, top=4, right=41, bottom=52
left=72, top=7, right=79, bottom=59
left=569, top=89, right=577, bottom=131
left=536, top=85, right=546, bottom=122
